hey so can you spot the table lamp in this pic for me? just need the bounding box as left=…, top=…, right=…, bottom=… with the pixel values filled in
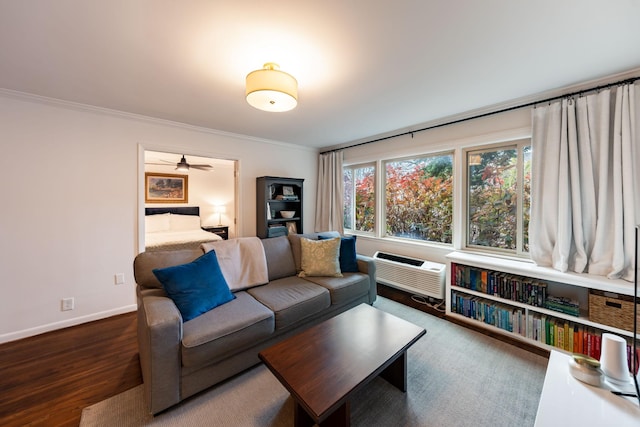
left=214, top=205, right=226, bottom=226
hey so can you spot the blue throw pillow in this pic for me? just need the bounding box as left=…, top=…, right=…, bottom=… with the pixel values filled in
left=319, top=234, right=359, bottom=273
left=152, top=250, right=235, bottom=321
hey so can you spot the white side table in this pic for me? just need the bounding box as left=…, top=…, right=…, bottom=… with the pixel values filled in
left=535, top=350, right=640, bottom=426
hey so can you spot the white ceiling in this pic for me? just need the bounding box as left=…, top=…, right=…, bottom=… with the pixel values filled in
left=1, top=1, right=639, bottom=150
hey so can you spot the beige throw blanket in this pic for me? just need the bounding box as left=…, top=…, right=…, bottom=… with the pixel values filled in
left=201, top=237, right=268, bottom=291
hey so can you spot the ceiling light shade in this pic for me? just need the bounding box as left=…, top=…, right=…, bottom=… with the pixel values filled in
left=246, top=63, right=298, bottom=112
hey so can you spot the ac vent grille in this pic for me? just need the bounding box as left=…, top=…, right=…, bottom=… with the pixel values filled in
left=373, top=251, right=445, bottom=299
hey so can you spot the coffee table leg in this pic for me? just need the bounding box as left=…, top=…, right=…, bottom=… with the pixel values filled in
left=294, top=401, right=351, bottom=427
left=321, top=401, right=350, bottom=427
left=294, top=402, right=315, bottom=427
left=380, top=351, right=407, bottom=392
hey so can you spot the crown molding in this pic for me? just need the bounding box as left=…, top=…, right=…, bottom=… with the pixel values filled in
left=0, top=88, right=317, bottom=153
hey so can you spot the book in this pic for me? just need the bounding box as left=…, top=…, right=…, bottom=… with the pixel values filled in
left=557, top=325, right=564, bottom=350
left=480, top=271, right=488, bottom=293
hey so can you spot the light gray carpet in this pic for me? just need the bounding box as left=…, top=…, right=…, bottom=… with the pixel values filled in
left=80, top=297, right=549, bottom=426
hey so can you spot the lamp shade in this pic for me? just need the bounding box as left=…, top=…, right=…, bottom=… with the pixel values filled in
left=468, top=154, right=482, bottom=166
left=214, top=204, right=226, bottom=226
left=246, top=63, right=297, bottom=112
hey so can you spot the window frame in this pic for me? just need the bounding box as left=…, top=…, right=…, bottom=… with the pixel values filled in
left=463, top=138, right=531, bottom=257
left=343, top=162, right=377, bottom=235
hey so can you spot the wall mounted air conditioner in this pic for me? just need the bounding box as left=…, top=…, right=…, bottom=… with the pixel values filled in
left=373, top=251, right=446, bottom=299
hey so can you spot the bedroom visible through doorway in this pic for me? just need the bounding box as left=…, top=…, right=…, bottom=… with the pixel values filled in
left=142, top=149, right=238, bottom=251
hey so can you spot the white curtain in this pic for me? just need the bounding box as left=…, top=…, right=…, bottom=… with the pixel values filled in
left=315, top=151, right=344, bottom=233
left=530, top=82, right=640, bottom=281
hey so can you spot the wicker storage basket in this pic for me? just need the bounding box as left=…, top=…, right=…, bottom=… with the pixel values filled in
left=589, top=289, right=639, bottom=332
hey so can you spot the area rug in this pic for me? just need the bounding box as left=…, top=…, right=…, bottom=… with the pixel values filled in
left=80, top=297, right=548, bottom=426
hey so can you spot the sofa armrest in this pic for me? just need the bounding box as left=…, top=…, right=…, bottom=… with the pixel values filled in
left=356, top=254, right=377, bottom=304
left=137, top=294, right=183, bottom=414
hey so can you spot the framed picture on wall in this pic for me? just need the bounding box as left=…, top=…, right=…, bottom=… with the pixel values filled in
left=145, top=172, right=189, bottom=203
left=282, top=186, right=294, bottom=196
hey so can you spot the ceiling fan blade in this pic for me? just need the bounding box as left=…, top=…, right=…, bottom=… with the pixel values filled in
left=191, top=164, right=213, bottom=168
left=145, top=162, right=172, bottom=166
left=191, top=165, right=213, bottom=171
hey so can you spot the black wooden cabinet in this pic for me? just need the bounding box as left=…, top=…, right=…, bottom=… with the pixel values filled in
left=256, top=176, right=304, bottom=239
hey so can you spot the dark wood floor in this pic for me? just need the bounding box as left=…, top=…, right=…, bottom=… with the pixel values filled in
left=0, top=312, right=141, bottom=427
left=0, top=284, right=547, bottom=426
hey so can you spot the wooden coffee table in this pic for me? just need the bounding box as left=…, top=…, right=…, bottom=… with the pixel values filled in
left=258, top=303, right=426, bottom=427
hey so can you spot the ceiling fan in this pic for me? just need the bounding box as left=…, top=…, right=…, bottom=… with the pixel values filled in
left=146, top=155, right=213, bottom=172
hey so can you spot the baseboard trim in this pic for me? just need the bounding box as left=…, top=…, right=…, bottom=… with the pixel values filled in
left=0, top=304, right=137, bottom=344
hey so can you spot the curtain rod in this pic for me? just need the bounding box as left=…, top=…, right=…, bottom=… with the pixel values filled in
left=320, top=76, right=640, bottom=154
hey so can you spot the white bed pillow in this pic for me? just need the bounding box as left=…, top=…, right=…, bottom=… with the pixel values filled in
left=169, top=213, right=201, bottom=231
left=145, top=213, right=170, bottom=233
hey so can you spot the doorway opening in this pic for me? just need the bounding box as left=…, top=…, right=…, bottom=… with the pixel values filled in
left=141, top=149, right=238, bottom=251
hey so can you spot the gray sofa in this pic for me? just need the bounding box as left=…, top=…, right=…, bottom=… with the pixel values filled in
left=133, top=232, right=377, bottom=414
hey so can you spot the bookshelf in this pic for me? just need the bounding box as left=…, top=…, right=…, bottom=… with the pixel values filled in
left=446, top=251, right=639, bottom=363
left=256, top=176, right=304, bottom=239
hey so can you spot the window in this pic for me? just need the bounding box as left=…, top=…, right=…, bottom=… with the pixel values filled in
left=384, top=153, right=453, bottom=243
left=466, top=140, right=531, bottom=254
left=343, top=164, right=375, bottom=232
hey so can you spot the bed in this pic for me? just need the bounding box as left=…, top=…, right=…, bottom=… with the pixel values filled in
left=144, top=207, right=222, bottom=251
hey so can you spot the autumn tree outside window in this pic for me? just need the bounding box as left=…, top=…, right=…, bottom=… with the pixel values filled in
left=466, top=140, right=531, bottom=255
left=384, top=153, right=453, bottom=243
left=343, top=164, right=375, bottom=232
left=342, top=138, right=530, bottom=257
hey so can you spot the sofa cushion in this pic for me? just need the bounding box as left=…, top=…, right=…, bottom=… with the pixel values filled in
left=298, top=237, right=342, bottom=277
left=134, top=249, right=203, bottom=289
left=260, top=235, right=296, bottom=280
left=288, top=232, right=340, bottom=272
left=152, top=250, right=235, bottom=321
left=181, top=292, right=274, bottom=368
left=303, top=272, right=371, bottom=306
left=247, top=277, right=330, bottom=329
left=319, top=234, right=359, bottom=273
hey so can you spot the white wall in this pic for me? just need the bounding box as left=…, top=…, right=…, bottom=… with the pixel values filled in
left=0, top=92, right=318, bottom=343
left=343, top=107, right=532, bottom=266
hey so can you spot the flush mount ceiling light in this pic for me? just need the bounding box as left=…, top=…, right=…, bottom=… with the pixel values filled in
left=246, top=62, right=298, bottom=112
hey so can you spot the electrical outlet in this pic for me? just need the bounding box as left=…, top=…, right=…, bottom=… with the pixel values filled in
left=61, top=297, right=74, bottom=311
left=115, top=273, right=125, bottom=285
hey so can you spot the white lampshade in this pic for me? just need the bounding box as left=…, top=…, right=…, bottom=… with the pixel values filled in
left=246, top=63, right=298, bottom=112
left=468, top=154, right=482, bottom=166
left=214, top=204, right=226, bottom=225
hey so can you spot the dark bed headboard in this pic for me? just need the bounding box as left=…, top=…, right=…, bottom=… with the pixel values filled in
left=145, top=206, right=200, bottom=216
